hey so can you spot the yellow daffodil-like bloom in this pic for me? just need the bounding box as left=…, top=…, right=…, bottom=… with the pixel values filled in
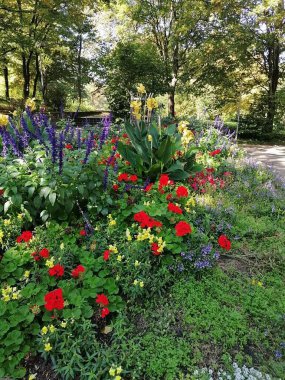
left=109, top=367, right=116, bottom=376
left=139, top=281, right=144, bottom=288
left=146, top=97, right=158, bottom=110
left=49, top=325, right=56, bottom=333
left=44, top=343, right=52, bottom=352
left=0, top=114, right=9, bottom=127
left=41, top=326, right=48, bottom=335
left=45, top=257, right=55, bottom=268
left=181, top=129, right=194, bottom=146
left=60, top=321, right=67, bottom=328
left=126, top=228, right=132, bottom=241
left=136, top=83, right=146, bottom=94
left=130, top=100, right=141, bottom=115
left=2, top=294, right=10, bottom=302
left=133, top=112, right=142, bottom=121
left=109, top=245, right=118, bottom=254
left=134, top=260, right=140, bottom=267
left=12, top=292, right=20, bottom=300
left=156, top=237, right=166, bottom=253
left=136, top=228, right=154, bottom=242
left=147, top=134, right=153, bottom=142
left=25, top=98, right=36, bottom=111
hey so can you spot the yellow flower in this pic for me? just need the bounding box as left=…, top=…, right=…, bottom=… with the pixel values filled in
left=257, top=281, right=263, bottom=287
left=0, top=114, right=9, bottom=127
left=25, top=98, right=36, bottom=111
left=17, top=213, right=23, bottom=220
left=0, top=229, right=3, bottom=243
left=44, top=343, right=52, bottom=352
left=146, top=97, right=158, bottom=110
left=136, top=83, right=146, bottom=94
left=130, top=100, right=141, bottom=112
left=60, top=321, right=67, bottom=328
left=24, top=270, right=30, bottom=279
left=117, top=255, right=123, bottom=262
left=49, top=325, right=56, bottom=333
left=12, top=292, right=19, bottom=300
left=139, top=281, right=144, bottom=288
left=41, top=326, right=48, bottom=335
left=109, top=245, right=118, bottom=253
left=60, top=243, right=64, bottom=250
left=133, top=279, right=138, bottom=286
left=126, top=228, right=132, bottom=241
left=28, top=374, right=37, bottom=380
left=2, top=294, right=10, bottom=302
left=134, top=260, right=140, bottom=267
left=109, top=367, right=116, bottom=376
left=4, top=219, right=11, bottom=225
left=114, top=376, right=122, bottom=380
left=147, top=134, right=153, bottom=142
left=133, top=112, right=142, bottom=121
left=116, top=366, right=123, bottom=374
left=45, top=257, right=55, bottom=268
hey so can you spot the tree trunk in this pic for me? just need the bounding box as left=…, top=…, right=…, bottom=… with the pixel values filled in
left=32, top=54, right=40, bottom=98
left=22, top=54, right=30, bottom=99
left=168, top=88, right=175, bottom=117
left=77, top=33, right=83, bottom=105
left=3, top=64, right=9, bottom=99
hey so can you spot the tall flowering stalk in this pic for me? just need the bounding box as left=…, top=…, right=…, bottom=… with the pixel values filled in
left=76, top=128, right=81, bottom=149
left=103, top=140, right=118, bottom=191
left=0, top=129, right=9, bottom=157
left=83, top=131, right=94, bottom=164
left=47, top=126, right=57, bottom=163
left=99, top=114, right=112, bottom=150
left=58, top=132, right=64, bottom=174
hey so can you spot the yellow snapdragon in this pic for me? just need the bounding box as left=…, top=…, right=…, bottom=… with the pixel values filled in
left=41, top=326, right=48, bottom=335
left=109, top=245, right=118, bottom=254
left=108, top=214, right=117, bottom=227
left=44, top=343, right=52, bottom=352
left=45, top=257, right=55, bottom=268
left=126, top=228, right=132, bottom=241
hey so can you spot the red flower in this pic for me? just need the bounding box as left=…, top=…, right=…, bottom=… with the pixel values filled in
left=96, top=294, right=109, bottom=306
left=166, top=193, right=173, bottom=201
left=168, top=203, right=183, bottom=214
left=32, top=252, right=40, bottom=261
left=118, top=173, right=129, bottom=182
left=159, top=174, right=169, bottom=188
left=133, top=211, right=162, bottom=229
left=16, top=231, right=33, bottom=243
left=0, top=189, right=4, bottom=196
left=175, top=221, right=192, bottom=236
left=218, top=235, right=231, bottom=251
left=113, top=184, right=119, bottom=191
left=65, top=144, right=73, bottom=150
left=125, top=160, right=131, bottom=165
left=79, top=230, right=86, bottom=236
left=151, top=242, right=161, bottom=256
left=103, top=250, right=110, bottom=261
left=144, top=183, right=154, bottom=192
left=101, top=307, right=110, bottom=318
left=49, top=264, right=64, bottom=277
left=129, top=174, right=138, bottom=182
left=71, top=264, right=85, bottom=278
left=122, top=133, right=128, bottom=138
left=206, top=168, right=215, bottom=173
left=209, top=149, right=221, bottom=157
left=44, top=288, right=64, bottom=311
left=176, top=186, right=189, bottom=198
left=39, top=248, right=50, bottom=258
left=223, top=171, right=232, bottom=177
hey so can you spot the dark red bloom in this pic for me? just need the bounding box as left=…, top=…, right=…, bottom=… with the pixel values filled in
left=168, top=203, right=183, bottom=214
left=0, top=189, right=4, bottom=196
left=144, top=183, right=154, bottom=192
left=166, top=194, right=173, bottom=201
left=65, top=144, right=73, bottom=149
left=151, top=242, right=161, bottom=256
left=176, top=186, right=189, bottom=198
left=101, top=307, right=110, bottom=318
left=96, top=294, right=109, bottom=306
left=71, top=264, right=85, bottom=278
left=79, top=230, right=86, bottom=236
left=122, top=133, right=128, bottom=138
left=44, top=288, right=64, bottom=311
left=16, top=231, right=33, bottom=243
left=103, top=250, right=110, bottom=261
left=32, top=252, right=40, bottom=261
left=39, top=248, right=50, bottom=258
left=223, top=171, right=232, bottom=176
left=175, top=221, right=192, bottom=236
left=209, top=149, right=221, bottom=157
left=112, top=184, right=119, bottom=191
left=49, top=264, right=64, bottom=277
left=218, top=235, right=231, bottom=251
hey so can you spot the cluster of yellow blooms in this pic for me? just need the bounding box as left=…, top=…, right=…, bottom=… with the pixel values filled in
left=109, top=366, right=123, bottom=380
left=251, top=279, right=263, bottom=287
left=125, top=228, right=132, bottom=241
left=185, top=197, right=196, bottom=213
left=133, top=279, right=144, bottom=287
left=45, top=257, right=55, bottom=268
left=130, top=84, right=159, bottom=121
left=42, top=321, right=67, bottom=352
left=156, top=236, right=166, bottom=254
left=136, top=227, right=155, bottom=243
left=130, top=100, right=142, bottom=120
left=0, top=113, right=9, bottom=127
left=178, top=120, right=194, bottom=148
left=108, top=214, right=117, bottom=227
left=0, top=229, right=3, bottom=244
left=25, top=98, right=36, bottom=111
left=1, top=285, right=21, bottom=302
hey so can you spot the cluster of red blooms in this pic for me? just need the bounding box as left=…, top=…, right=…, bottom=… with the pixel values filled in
left=98, top=153, right=120, bottom=167
left=134, top=211, right=162, bottom=229
left=151, top=242, right=161, bottom=256
left=71, top=265, right=85, bottom=278
left=44, top=288, right=64, bottom=311
left=168, top=203, right=183, bottom=214
left=218, top=234, right=231, bottom=251
left=79, top=229, right=87, bottom=236
left=118, top=173, right=138, bottom=182
left=188, top=169, right=229, bottom=192
left=96, top=294, right=110, bottom=318
left=209, top=149, right=222, bottom=157
left=49, top=264, right=64, bottom=277
left=175, top=221, right=192, bottom=237
left=16, top=231, right=33, bottom=243
left=65, top=144, right=73, bottom=150
left=176, top=186, right=189, bottom=198
left=158, top=174, right=174, bottom=192
left=103, top=249, right=111, bottom=261
left=144, top=183, right=154, bottom=192
left=32, top=248, right=50, bottom=261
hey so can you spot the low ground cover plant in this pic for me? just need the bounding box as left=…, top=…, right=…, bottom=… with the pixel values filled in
left=0, top=92, right=284, bottom=379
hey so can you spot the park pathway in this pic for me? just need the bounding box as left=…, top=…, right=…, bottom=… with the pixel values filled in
left=240, top=144, right=285, bottom=177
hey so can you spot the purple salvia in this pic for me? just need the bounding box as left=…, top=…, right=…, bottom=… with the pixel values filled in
left=103, top=167, right=109, bottom=191
left=83, top=132, right=94, bottom=164
left=0, top=129, right=9, bottom=157
left=21, top=115, right=37, bottom=139
left=47, top=126, right=57, bottom=163
left=7, top=131, right=23, bottom=157
left=77, top=129, right=81, bottom=149
left=58, top=131, right=64, bottom=174
left=99, top=113, right=112, bottom=150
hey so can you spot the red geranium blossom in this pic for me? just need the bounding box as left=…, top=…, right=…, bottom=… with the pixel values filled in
left=166, top=194, right=173, bottom=201
left=129, top=174, right=138, bottom=182
left=39, top=248, right=50, bottom=258
left=32, top=252, right=40, bottom=261
left=49, top=264, right=64, bottom=277
left=144, top=183, right=154, bottom=192
left=113, top=184, right=119, bottom=191
left=118, top=173, right=129, bottom=182
left=218, top=235, right=231, bottom=251
left=168, top=203, right=183, bottom=214
left=44, top=288, right=64, bottom=311
left=209, top=149, right=221, bottom=157
left=16, top=231, right=33, bottom=243
left=101, top=307, right=110, bottom=318
left=175, top=221, right=192, bottom=236
left=176, top=186, right=189, bottom=198
left=122, top=133, right=128, bottom=138
left=65, top=144, right=73, bottom=149
left=151, top=242, right=161, bottom=256
left=71, top=264, right=85, bottom=278
left=96, top=294, right=109, bottom=306
left=103, top=250, right=110, bottom=261
left=79, top=230, right=86, bottom=236
left=134, top=211, right=162, bottom=229
left=159, top=174, right=169, bottom=188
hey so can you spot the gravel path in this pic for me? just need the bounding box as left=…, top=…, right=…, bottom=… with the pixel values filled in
left=240, top=144, right=285, bottom=177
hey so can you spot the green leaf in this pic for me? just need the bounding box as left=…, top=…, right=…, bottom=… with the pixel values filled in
left=49, top=192, right=57, bottom=206
left=165, top=124, right=176, bottom=136
left=40, top=186, right=51, bottom=198
left=4, top=201, right=11, bottom=213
